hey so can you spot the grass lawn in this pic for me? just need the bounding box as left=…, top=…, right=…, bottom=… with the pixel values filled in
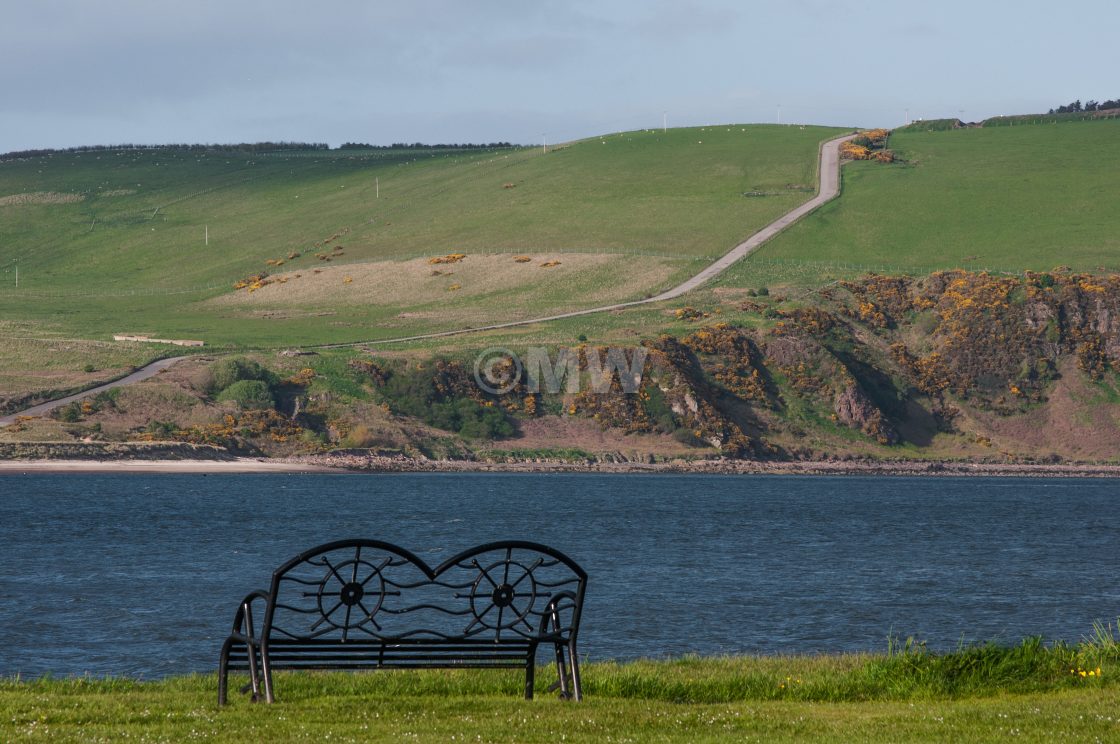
left=3, top=644, right=1118, bottom=742
left=754, top=118, right=1120, bottom=272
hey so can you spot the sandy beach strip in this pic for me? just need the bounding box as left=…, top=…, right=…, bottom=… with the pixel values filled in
left=3, top=455, right=1120, bottom=477
left=0, top=458, right=343, bottom=474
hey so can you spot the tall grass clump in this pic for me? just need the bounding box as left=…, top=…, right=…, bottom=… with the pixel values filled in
left=580, top=629, right=1120, bottom=704
left=860, top=630, right=1120, bottom=699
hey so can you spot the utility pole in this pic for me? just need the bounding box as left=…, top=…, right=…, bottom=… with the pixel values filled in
left=663, top=111, right=667, bottom=132
left=542, top=133, right=547, bottom=154
left=777, top=104, right=782, bottom=125
left=904, top=108, right=910, bottom=125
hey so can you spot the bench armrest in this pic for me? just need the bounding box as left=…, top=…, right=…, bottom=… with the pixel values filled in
left=230, top=589, right=271, bottom=643
left=537, top=590, right=581, bottom=640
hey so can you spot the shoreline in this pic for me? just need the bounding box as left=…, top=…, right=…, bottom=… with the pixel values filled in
left=3, top=454, right=1120, bottom=477
left=0, top=458, right=340, bottom=474
left=300, top=453, right=1120, bottom=478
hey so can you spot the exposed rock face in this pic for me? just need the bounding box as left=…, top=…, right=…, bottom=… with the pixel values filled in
left=834, top=384, right=899, bottom=445
left=1024, top=302, right=1054, bottom=331
left=66, top=271, right=1120, bottom=462
left=1093, top=303, right=1120, bottom=359
left=834, top=384, right=875, bottom=428
left=267, top=273, right=1120, bottom=457
left=764, top=335, right=817, bottom=367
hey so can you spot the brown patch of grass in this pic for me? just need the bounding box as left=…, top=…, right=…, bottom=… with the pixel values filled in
left=968, top=358, right=1120, bottom=461
left=0, top=191, right=85, bottom=206
left=205, top=253, right=679, bottom=320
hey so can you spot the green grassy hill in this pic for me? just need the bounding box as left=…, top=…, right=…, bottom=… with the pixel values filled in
left=6, top=117, right=1120, bottom=464
left=0, top=125, right=843, bottom=380
left=749, top=118, right=1120, bottom=273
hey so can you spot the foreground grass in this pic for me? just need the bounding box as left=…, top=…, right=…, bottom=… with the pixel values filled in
left=4, top=640, right=1119, bottom=742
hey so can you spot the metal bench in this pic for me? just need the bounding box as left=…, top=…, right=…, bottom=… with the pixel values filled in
left=218, top=539, right=587, bottom=704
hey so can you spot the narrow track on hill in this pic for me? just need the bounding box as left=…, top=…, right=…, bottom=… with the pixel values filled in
left=0, top=132, right=856, bottom=427
left=321, top=131, right=857, bottom=348
left=0, top=356, right=189, bottom=427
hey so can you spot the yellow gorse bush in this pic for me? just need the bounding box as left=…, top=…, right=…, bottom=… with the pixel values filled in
left=233, top=273, right=274, bottom=292
left=428, top=253, right=467, bottom=265
left=285, top=368, right=315, bottom=386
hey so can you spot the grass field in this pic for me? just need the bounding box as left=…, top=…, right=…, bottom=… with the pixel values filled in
left=4, top=640, right=1119, bottom=742
left=749, top=118, right=1120, bottom=273
left=0, top=125, right=839, bottom=327
left=0, top=321, right=169, bottom=398
left=0, top=125, right=846, bottom=397
left=6, top=117, right=1120, bottom=403
left=0, top=126, right=837, bottom=290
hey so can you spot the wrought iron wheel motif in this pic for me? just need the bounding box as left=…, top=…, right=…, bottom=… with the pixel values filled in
left=468, top=556, right=539, bottom=632
left=312, top=548, right=387, bottom=632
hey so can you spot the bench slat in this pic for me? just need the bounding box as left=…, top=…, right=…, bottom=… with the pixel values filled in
left=225, top=649, right=530, bottom=658
left=226, top=661, right=529, bottom=670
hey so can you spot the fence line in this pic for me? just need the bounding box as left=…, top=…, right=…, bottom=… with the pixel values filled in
left=738, top=255, right=1120, bottom=277
left=0, top=283, right=230, bottom=299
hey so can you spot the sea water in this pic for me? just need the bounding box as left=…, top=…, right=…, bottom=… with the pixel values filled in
left=0, top=472, right=1117, bottom=678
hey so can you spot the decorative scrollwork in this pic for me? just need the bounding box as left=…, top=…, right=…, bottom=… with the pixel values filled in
left=312, top=548, right=387, bottom=633
left=467, top=556, right=539, bottom=632
left=270, top=540, right=583, bottom=643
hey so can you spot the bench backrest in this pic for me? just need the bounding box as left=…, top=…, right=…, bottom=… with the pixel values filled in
left=262, top=539, right=587, bottom=644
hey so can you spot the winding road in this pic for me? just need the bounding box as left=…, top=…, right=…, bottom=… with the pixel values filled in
left=0, top=356, right=189, bottom=427
left=320, top=131, right=857, bottom=347
left=0, top=132, right=856, bottom=427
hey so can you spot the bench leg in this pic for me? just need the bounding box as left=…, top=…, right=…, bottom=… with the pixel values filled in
left=550, top=642, right=571, bottom=699
left=568, top=640, right=583, bottom=702
left=524, top=648, right=536, bottom=700
left=218, top=639, right=264, bottom=705
left=261, top=651, right=276, bottom=704
left=245, top=643, right=263, bottom=701
left=524, top=662, right=536, bottom=700
left=218, top=638, right=232, bottom=706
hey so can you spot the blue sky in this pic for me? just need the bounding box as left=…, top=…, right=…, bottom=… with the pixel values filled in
left=1, top=0, right=1116, bottom=150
